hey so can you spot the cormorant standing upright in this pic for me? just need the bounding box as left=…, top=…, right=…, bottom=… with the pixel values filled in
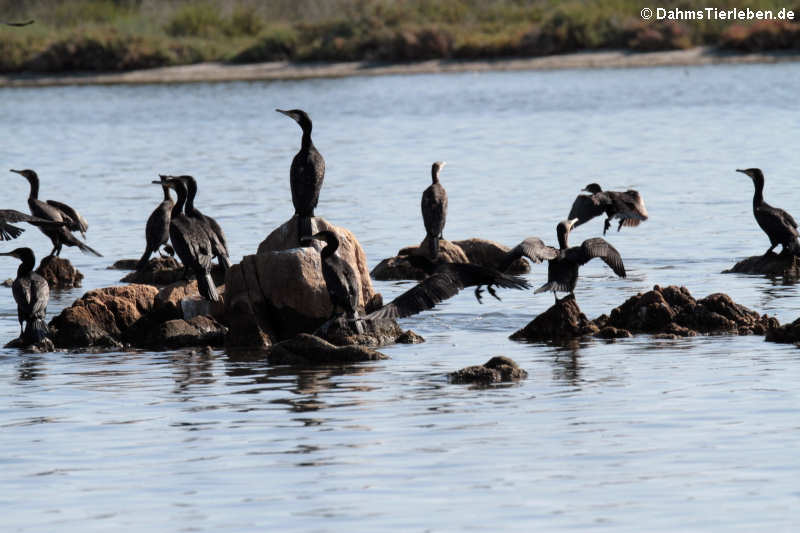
left=421, top=161, right=448, bottom=259
left=172, top=175, right=231, bottom=270
left=501, top=219, right=626, bottom=302
left=0, top=247, right=49, bottom=345
left=302, top=230, right=360, bottom=320
left=736, top=168, right=800, bottom=256
left=10, top=169, right=101, bottom=257
left=568, top=183, right=648, bottom=235
left=136, top=175, right=174, bottom=271
left=276, top=109, right=325, bottom=245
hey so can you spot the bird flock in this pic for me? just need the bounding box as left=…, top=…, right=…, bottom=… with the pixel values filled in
left=3, top=106, right=798, bottom=347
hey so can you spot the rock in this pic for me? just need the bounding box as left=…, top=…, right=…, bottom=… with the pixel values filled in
left=724, top=252, right=800, bottom=279
left=318, top=316, right=418, bottom=347
left=510, top=294, right=600, bottom=342
left=138, top=315, right=227, bottom=349
left=49, top=284, right=159, bottom=348
left=119, top=257, right=225, bottom=286
left=449, top=356, right=528, bottom=385
left=396, top=329, right=425, bottom=344
left=36, top=256, right=83, bottom=289
left=225, top=216, right=387, bottom=348
left=452, top=238, right=530, bottom=274
left=766, top=317, right=800, bottom=344
left=108, top=259, right=139, bottom=270
left=153, top=280, right=224, bottom=322
left=267, top=333, right=388, bottom=365
left=596, top=326, right=632, bottom=339
left=4, top=337, right=55, bottom=352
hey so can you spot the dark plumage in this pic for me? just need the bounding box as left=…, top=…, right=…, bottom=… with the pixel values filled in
left=421, top=161, right=448, bottom=259
left=368, top=255, right=530, bottom=320
left=136, top=175, right=174, bottom=271
left=10, top=169, right=101, bottom=257
left=303, top=230, right=360, bottom=320
left=277, top=109, right=325, bottom=245
left=0, top=248, right=49, bottom=345
left=502, top=218, right=626, bottom=302
left=0, top=209, right=64, bottom=241
left=171, top=175, right=231, bottom=270
left=736, top=168, right=800, bottom=256
left=568, top=183, right=648, bottom=235
left=3, top=20, right=33, bottom=26
left=160, top=178, right=219, bottom=302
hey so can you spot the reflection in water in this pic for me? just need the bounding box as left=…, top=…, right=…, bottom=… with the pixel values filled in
left=170, top=348, right=217, bottom=394
left=549, top=342, right=584, bottom=385
left=16, top=355, right=44, bottom=382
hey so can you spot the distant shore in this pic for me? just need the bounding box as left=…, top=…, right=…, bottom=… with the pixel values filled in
left=2, top=47, right=799, bottom=88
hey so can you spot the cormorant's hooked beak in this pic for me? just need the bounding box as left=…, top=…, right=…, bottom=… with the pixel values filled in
left=276, top=109, right=297, bottom=121
left=9, top=169, right=22, bottom=175
left=0, top=251, right=17, bottom=258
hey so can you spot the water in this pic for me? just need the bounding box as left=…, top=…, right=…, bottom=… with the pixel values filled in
left=2, top=63, right=800, bottom=531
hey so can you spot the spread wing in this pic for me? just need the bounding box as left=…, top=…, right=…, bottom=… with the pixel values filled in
left=569, top=238, right=626, bottom=277
left=46, top=200, right=88, bottom=236
left=367, top=272, right=464, bottom=320
left=498, top=237, right=558, bottom=272
left=611, top=190, right=649, bottom=226
left=568, top=194, right=609, bottom=227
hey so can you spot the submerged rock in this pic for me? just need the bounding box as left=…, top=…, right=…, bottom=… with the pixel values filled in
left=510, top=294, right=600, bottom=342
left=268, top=333, right=388, bottom=365
left=36, top=256, right=83, bottom=289
left=724, top=252, right=800, bottom=280
left=449, top=356, right=528, bottom=384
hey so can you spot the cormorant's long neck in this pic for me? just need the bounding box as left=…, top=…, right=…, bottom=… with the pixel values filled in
left=27, top=176, right=39, bottom=200
left=557, top=227, right=569, bottom=250
left=752, top=178, right=764, bottom=207
left=431, top=168, right=439, bottom=184
left=184, top=181, right=198, bottom=215
left=320, top=237, right=338, bottom=260
left=17, top=256, right=34, bottom=278
left=171, top=186, right=187, bottom=217
left=162, top=185, right=172, bottom=202
left=300, top=120, right=313, bottom=151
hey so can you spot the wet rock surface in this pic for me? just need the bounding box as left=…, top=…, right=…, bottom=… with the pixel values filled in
left=510, top=294, right=599, bottom=342
left=117, top=256, right=225, bottom=286
left=371, top=237, right=528, bottom=281
left=36, top=256, right=83, bottom=289
left=267, top=333, right=388, bottom=365
left=317, top=316, right=423, bottom=347
left=4, top=337, right=56, bottom=353
left=132, top=316, right=227, bottom=350
left=724, top=252, right=800, bottom=279
left=766, top=318, right=800, bottom=344
left=449, top=356, right=528, bottom=385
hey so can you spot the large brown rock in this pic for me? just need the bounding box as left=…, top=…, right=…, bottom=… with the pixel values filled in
left=449, top=356, right=528, bottom=385
left=319, top=316, right=424, bottom=347
left=49, top=284, right=159, bottom=347
left=766, top=317, right=800, bottom=344
left=118, top=257, right=225, bottom=286
left=724, top=252, right=800, bottom=279
left=268, top=333, right=388, bottom=365
left=36, top=256, right=83, bottom=289
left=510, top=294, right=600, bottom=342
left=130, top=315, right=227, bottom=350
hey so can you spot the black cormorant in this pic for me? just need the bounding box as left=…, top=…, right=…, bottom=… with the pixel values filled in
left=0, top=247, right=49, bottom=345
left=367, top=255, right=530, bottom=319
left=0, top=209, right=65, bottom=241
left=159, top=178, right=219, bottom=302
left=736, top=168, right=800, bottom=256
left=421, top=161, right=448, bottom=259
left=3, top=20, right=33, bottom=26
left=10, top=169, right=101, bottom=257
left=502, top=218, right=626, bottom=302
left=136, top=175, right=174, bottom=271
left=568, top=183, right=648, bottom=235
left=171, top=175, right=231, bottom=270
left=302, top=230, right=360, bottom=320
left=276, top=109, right=325, bottom=244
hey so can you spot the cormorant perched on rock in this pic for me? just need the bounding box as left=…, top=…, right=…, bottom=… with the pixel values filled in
left=421, top=161, right=448, bottom=259
left=302, top=230, right=360, bottom=320
left=10, top=169, right=101, bottom=257
left=171, top=175, right=231, bottom=270
left=0, top=209, right=65, bottom=241
left=568, top=183, right=648, bottom=235
left=276, top=109, right=325, bottom=245
left=159, top=178, right=219, bottom=302
left=0, top=248, right=49, bottom=345
left=736, top=168, right=800, bottom=256
left=501, top=219, right=626, bottom=302
left=367, top=255, right=529, bottom=319
left=136, top=175, right=174, bottom=271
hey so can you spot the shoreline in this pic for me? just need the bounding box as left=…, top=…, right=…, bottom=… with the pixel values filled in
left=1, top=46, right=799, bottom=88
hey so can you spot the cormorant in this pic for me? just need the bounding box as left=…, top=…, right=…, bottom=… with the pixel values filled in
left=136, top=175, right=174, bottom=271
left=568, top=183, right=648, bottom=235
left=3, top=20, right=34, bottom=26
left=421, top=161, right=448, bottom=259
left=171, top=175, right=231, bottom=270
left=302, top=231, right=360, bottom=320
left=501, top=219, right=626, bottom=302
left=158, top=178, right=219, bottom=302
left=0, top=247, right=49, bottom=345
left=367, top=255, right=530, bottom=320
left=0, top=209, right=65, bottom=241
left=276, top=109, right=325, bottom=244
left=736, top=168, right=800, bottom=256
left=10, top=169, right=101, bottom=257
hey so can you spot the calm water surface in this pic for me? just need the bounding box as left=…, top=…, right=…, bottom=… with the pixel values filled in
left=2, top=63, right=800, bottom=531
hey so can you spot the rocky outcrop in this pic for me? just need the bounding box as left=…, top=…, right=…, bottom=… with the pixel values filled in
left=116, top=256, right=225, bottom=286
left=317, top=316, right=424, bottom=347
left=127, top=315, right=227, bottom=350
left=724, top=252, right=800, bottom=280
left=36, top=256, right=83, bottom=289
left=371, top=237, right=529, bottom=281
left=4, top=337, right=56, bottom=353
left=510, top=294, right=599, bottom=342
left=267, top=333, right=388, bottom=365
left=449, top=356, right=528, bottom=385
left=766, top=318, right=800, bottom=344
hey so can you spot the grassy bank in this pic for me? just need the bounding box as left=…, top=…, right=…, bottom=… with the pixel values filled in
left=1, top=0, right=800, bottom=73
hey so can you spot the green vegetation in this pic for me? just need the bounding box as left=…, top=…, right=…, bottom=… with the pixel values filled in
left=0, top=0, right=798, bottom=73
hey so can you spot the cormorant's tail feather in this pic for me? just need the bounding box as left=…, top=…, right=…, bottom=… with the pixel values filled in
left=494, top=272, right=531, bottom=291
left=298, top=215, right=312, bottom=245
left=23, top=319, right=49, bottom=345
left=0, top=221, right=24, bottom=241
left=136, top=246, right=153, bottom=271
left=77, top=241, right=103, bottom=257
left=197, top=272, right=220, bottom=302
left=427, top=235, right=439, bottom=260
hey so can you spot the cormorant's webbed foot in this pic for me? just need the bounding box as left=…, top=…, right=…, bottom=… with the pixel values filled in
left=487, top=285, right=501, bottom=301
left=474, top=286, right=484, bottom=304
